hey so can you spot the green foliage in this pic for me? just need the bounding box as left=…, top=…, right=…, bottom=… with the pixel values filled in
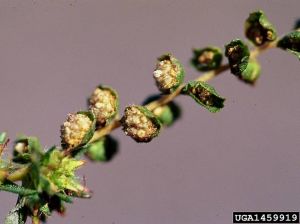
left=0, top=182, right=37, bottom=196
left=182, top=81, right=225, bottom=113
left=191, top=47, right=223, bottom=71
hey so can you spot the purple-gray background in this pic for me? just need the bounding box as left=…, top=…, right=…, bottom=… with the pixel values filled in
left=0, top=1, right=300, bottom=223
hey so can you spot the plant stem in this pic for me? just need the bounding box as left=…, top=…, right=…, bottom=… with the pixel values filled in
left=89, top=43, right=276, bottom=143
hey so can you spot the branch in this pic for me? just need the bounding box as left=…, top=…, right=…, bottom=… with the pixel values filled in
left=89, top=42, right=276, bottom=143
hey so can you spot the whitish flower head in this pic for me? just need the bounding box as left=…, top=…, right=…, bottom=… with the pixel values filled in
left=121, top=105, right=161, bottom=142
left=153, top=54, right=184, bottom=93
left=89, top=87, right=118, bottom=127
left=61, top=113, right=92, bottom=148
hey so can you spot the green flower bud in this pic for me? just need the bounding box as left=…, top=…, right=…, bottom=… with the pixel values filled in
left=239, top=59, right=261, bottom=84
left=277, top=31, right=300, bottom=60
left=85, top=135, right=118, bottom=162
left=182, top=81, right=225, bottom=113
left=61, top=111, right=95, bottom=149
left=143, top=95, right=181, bottom=127
left=245, top=10, right=277, bottom=46
left=191, top=47, right=223, bottom=71
left=225, top=39, right=250, bottom=76
left=153, top=54, right=185, bottom=93
left=121, top=105, right=162, bottom=142
left=13, top=136, right=42, bottom=164
left=88, top=85, right=119, bottom=127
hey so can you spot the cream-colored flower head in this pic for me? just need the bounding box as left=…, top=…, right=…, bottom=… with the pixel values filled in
left=153, top=54, right=184, bottom=93
left=89, top=86, right=118, bottom=127
left=121, top=105, right=161, bottom=142
left=61, top=113, right=92, bottom=148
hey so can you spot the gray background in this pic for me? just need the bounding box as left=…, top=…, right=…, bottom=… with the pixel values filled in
left=0, top=0, right=300, bottom=223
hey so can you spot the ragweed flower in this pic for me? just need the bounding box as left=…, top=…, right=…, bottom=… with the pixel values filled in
left=60, top=112, right=95, bottom=149
left=121, top=105, right=161, bottom=142
left=153, top=54, right=184, bottom=93
left=88, top=85, right=119, bottom=127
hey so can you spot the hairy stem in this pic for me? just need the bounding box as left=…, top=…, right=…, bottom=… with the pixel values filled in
left=89, top=43, right=276, bottom=143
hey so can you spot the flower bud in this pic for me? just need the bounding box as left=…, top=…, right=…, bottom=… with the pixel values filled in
left=153, top=54, right=185, bottom=93
left=13, top=136, right=42, bottom=163
left=61, top=112, right=95, bottom=149
left=191, top=47, right=223, bottom=71
left=277, top=31, right=300, bottom=60
left=121, top=105, right=161, bottom=142
left=88, top=85, right=119, bottom=127
left=143, top=95, right=181, bottom=127
left=85, top=135, right=118, bottom=162
left=239, top=59, right=261, bottom=84
left=182, top=81, right=225, bottom=113
left=225, top=39, right=250, bottom=76
left=245, top=10, right=277, bottom=46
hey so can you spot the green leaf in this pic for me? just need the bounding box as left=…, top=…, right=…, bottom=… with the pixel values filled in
left=277, top=31, right=300, bottom=60
left=225, top=39, right=250, bottom=76
left=0, top=132, right=7, bottom=144
left=56, top=192, right=73, bottom=203
left=182, top=81, right=225, bottom=113
left=5, top=199, right=26, bottom=224
left=143, top=94, right=181, bottom=127
left=0, top=182, right=37, bottom=196
left=245, top=10, right=277, bottom=46
left=85, top=135, right=119, bottom=162
left=239, top=59, right=261, bottom=84
left=40, top=203, right=51, bottom=216
left=153, top=54, right=185, bottom=93
left=191, top=47, right=223, bottom=71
